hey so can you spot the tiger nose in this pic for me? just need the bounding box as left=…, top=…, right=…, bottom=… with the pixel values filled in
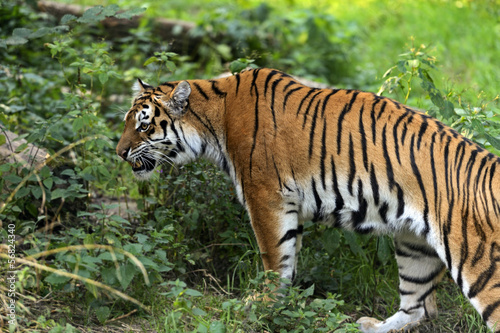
left=118, top=148, right=129, bottom=160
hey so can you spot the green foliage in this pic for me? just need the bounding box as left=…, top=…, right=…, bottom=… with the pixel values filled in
left=378, top=41, right=500, bottom=153
left=244, top=272, right=359, bottom=332
left=193, top=3, right=359, bottom=83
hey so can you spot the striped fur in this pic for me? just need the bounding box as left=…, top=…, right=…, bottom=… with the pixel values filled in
left=117, top=68, right=500, bottom=332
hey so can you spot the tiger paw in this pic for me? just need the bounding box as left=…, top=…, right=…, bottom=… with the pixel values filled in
left=356, top=317, right=385, bottom=333
left=356, top=312, right=421, bottom=333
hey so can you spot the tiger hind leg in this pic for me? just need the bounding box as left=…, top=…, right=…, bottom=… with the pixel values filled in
left=357, top=232, right=445, bottom=333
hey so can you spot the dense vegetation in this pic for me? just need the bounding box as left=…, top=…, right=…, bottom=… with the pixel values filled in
left=1, top=0, right=499, bottom=332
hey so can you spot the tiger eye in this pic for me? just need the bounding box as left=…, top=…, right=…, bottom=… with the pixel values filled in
left=140, top=123, right=149, bottom=131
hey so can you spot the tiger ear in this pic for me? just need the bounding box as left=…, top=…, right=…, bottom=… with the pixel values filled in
left=165, top=81, right=191, bottom=116
left=132, top=78, right=153, bottom=95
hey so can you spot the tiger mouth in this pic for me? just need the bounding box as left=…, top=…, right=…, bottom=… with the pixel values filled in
left=128, top=156, right=156, bottom=173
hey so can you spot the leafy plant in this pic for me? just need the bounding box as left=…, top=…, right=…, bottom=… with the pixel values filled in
left=378, top=40, right=500, bottom=153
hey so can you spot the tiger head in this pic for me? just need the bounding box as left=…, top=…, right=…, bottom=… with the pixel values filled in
left=116, top=79, right=194, bottom=179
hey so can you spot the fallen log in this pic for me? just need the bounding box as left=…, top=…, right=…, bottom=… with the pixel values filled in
left=37, top=0, right=199, bottom=54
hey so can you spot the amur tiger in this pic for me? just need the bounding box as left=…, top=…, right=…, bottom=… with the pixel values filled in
left=116, top=68, right=500, bottom=332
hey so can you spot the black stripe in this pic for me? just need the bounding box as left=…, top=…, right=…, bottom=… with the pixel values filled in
left=399, top=305, right=422, bottom=315
left=272, top=156, right=282, bottom=189
left=311, top=178, right=322, bottom=222
left=264, top=70, right=280, bottom=97
left=307, top=99, right=321, bottom=159
left=358, top=105, right=368, bottom=171
left=382, top=125, right=395, bottom=190
left=401, top=116, right=412, bottom=145
left=296, top=88, right=318, bottom=116
left=249, top=68, right=261, bottom=97
left=410, top=134, right=430, bottom=235
left=417, top=284, right=439, bottom=302
left=396, top=183, right=405, bottom=218
left=377, top=100, right=387, bottom=120
left=302, top=90, right=323, bottom=126
left=169, top=122, right=184, bottom=152
left=399, top=266, right=443, bottom=284
left=417, top=117, right=428, bottom=150
left=270, top=78, right=282, bottom=131
left=336, top=91, right=360, bottom=154
left=210, top=80, right=226, bottom=97
left=193, top=82, right=209, bottom=100
left=283, top=87, right=303, bottom=112
left=277, top=229, right=300, bottom=247
left=249, top=81, right=260, bottom=176
left=283, top=80, right=297, bottom=92
left=330, top=156, right=344, bottom=225
left=400, top=241, right=439, bottom=258
left=393, top=110, right=409, bottom=164
left=352, top=179, right=368, bottom=228
left=378, top=202, right=389, bottom=224
left=370, top=163, right=380, bottom=205
left=468, top=243, right=500, bottom=299
left=370, top=98, right=381, bottom=144
left=483, top=300, right=500, bottom=324
left=187, top=107, right=228, bottom=173
left=429, top=133, right=439, bottom=224
left=320, top=119, right=327, bottom=189
left=280, top=255, right=290, bottom=263
left=399, top=288, right=415, bottom=296
left=457, top=193, right=470, bottom=290
left=348, top=134, right=356, bottom=195
left=235, top=74, right=240, bottom=95
left=320, top=89, right=339, bottom=118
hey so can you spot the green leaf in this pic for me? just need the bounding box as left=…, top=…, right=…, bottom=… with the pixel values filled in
left=119, top=263, right=137, bottom=289
left=43, top=178, right=54, bottom=190
left=51, top=188, right=67, bottom=200
left=208, top=321, right=226, bottom=333
left=0, top=134, right=6, bottom=146
left=45, top=272, right=71, bottom=285
left=143, top=56, right=158, bottom=67
left=72, top=117, right=84, bottom=132
left=95, top=306, right=111, bottom=324
left=123, top=243, right=142, bottom=255
left=322, top=228, right=340, bottom=255
left=344, top=232, right=367, bottom=261
left=31, top=186, right=43, bottom=199
left=377, top=236, right=392, bottom=265
left=184, top=288, right=203, bottom=297
left=101, top=267, right=117, bottom=285
left=13, top=28, right=32, bottom=38
left=98, top=72, right=108, bottom=84
left=299, top=284, right=315, bottom=298
left=486, top=134, right=500, bottom=151
left=61, top=14, right=77, bottom=24
left=5, top=36, right=28, bottom=46
left=136, top=233, right=149, bottom=244
left=116, top=7, right=147, bottom=19
left=78, top=6, right=104, bottom=23
left=192, top=307, right=207, bottom=316
left=14, top=187, right=30, bottom=199
left=197, top=323, right=209, bottom=333
left=4, top=174, right=23, bottom=184
left=29, top=27, right=52, bottom=39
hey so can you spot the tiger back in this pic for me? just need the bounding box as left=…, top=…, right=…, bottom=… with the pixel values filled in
left=116, top=68, right=500, bottom=332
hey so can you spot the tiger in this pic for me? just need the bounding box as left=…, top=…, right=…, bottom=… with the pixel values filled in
left=116, top=68, right=500, bottom=332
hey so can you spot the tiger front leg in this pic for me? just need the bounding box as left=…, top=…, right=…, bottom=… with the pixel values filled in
left=245, top=188, right=302, bottom=285
left=357, top=232, right=445, bottom=333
